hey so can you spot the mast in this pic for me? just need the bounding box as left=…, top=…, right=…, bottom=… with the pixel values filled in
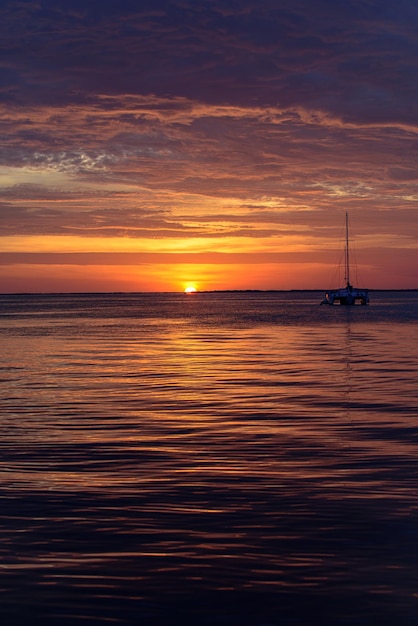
left=344, top=211, right=350, bottom=287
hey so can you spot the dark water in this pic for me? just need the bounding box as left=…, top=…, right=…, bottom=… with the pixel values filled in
left=1, top=291, right=418, bottom=625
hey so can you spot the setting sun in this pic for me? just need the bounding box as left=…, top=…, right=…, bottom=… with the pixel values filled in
left=184, top=285, right=197, bottom=294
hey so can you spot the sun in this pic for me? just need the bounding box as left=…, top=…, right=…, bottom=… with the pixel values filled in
left=184, top=285, right=197, bottom=294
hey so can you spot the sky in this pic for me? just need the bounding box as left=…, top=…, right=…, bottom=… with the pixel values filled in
left=0, top=0, right=417, bottom=293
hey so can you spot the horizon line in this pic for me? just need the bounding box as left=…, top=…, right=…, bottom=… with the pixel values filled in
left=2, top=288, right=417, bottom=296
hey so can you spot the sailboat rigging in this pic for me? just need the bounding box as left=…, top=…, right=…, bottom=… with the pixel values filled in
left=321, top=212, right=369, bottom=305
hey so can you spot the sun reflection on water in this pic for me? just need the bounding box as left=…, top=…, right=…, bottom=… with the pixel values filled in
left=1, top=293, right=418, bottom=624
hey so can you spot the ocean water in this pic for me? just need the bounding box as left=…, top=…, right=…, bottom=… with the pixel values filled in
left=1, top=291, right=418, bottom=626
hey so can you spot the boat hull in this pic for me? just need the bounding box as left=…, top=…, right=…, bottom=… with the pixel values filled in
left=321, top=287, right=369, bottom=305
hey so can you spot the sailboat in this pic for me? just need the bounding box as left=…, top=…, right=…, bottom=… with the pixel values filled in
left=321, top=212, right=369, bottom=305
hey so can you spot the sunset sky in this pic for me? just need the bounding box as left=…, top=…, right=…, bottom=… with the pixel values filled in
left=1, top=0, right=417, bottom=292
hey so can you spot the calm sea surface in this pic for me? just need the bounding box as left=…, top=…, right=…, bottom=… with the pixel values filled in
left=1, top=291, right=418, bottom=625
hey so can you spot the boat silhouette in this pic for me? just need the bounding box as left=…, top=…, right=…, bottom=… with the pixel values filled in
left=321, top=212, right=369, bottom=305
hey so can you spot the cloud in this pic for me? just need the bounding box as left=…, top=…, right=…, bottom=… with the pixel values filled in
left=0, top=0, right=417, bottom=289
left=0, top=0, right=417, bottom=120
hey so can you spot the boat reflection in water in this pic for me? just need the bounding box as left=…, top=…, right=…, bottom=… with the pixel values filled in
left=321, top=212, right=369, bottom=305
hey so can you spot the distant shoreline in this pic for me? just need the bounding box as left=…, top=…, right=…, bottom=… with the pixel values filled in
left=193, top=288, right=418, bottom=293
left=1, top=289, right=417, bottom=296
